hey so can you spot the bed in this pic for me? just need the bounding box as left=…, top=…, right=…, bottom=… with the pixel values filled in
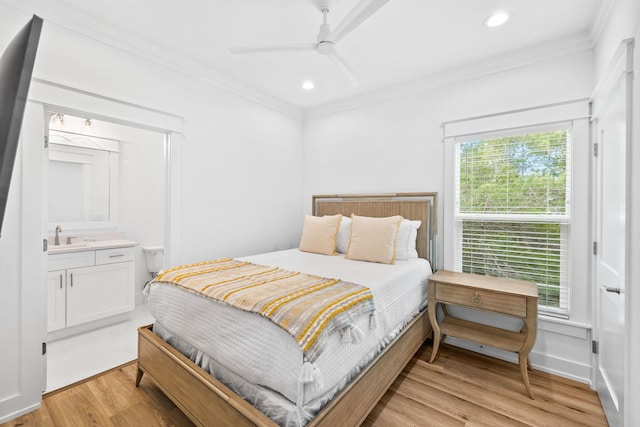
left=136, top=192, right=437, bottom=426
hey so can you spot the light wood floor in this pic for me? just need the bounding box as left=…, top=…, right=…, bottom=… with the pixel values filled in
left=3, top=343, right=607, bottom=427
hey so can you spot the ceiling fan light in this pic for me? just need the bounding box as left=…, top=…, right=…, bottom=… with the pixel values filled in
left=302, top=80, right=315, bottom=90
left=485, top=11, right=510, bottom=28
left=316, top=41, right=335, bottom=55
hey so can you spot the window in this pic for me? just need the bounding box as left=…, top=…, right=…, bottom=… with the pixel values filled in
left=454, top=127, right=571, bottom=316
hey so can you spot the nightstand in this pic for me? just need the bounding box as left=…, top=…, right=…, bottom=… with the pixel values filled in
left=427, top=270, right=538, bottom=398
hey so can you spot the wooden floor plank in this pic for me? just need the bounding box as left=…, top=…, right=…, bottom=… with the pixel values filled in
left=390, top=374, right=530, bottom=427
left=84, top=369, right=146, bottom=418
left=364, top=392, right=465, bottom=427
left=417, top=348, right=607, bottom=426
left=44, top=384, right=114, bottom=426
left=2, top=344, right=608, bottom=427
left=109, top=400, right=191, bottom=427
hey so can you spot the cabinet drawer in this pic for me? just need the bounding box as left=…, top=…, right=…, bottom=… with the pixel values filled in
left=48, top=251, right=95, bottom=271
left=435, top=282, right=527, bottom=317
left=96, top=247, right=135, bottom=265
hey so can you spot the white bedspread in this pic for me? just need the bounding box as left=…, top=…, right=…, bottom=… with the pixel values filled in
left=147, top=249, right=431, bottom=406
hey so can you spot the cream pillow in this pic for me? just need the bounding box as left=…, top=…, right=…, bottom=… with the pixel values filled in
left=346, top=215, right=403, bottom=264
left=299, top=214, right=342, bottom=255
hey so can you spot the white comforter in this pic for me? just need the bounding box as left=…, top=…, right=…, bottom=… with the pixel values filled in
left=147, top=249, right=431, bottom=406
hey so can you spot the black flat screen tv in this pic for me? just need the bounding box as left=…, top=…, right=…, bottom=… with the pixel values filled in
left=0, top=15, right=43, bottom=237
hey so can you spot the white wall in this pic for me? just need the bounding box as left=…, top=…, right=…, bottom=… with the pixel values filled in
left=303, top=50, right=595, bottom=382
left=19, top=5, right=305, bottom=261
left=593, top=1, right=640, bottom=425
left=3, top=2, right=305, bottom=259
left=117, top=124, right=166, bottom=302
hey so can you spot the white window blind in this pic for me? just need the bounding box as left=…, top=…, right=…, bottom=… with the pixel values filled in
left=454, top=126, right=571, bottom=315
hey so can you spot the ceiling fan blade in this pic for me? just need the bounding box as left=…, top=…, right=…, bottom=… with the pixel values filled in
left=327, top=0, right=390, bottom=44
left=229, top=43, right=316, bottom=54
left=328, top=49, right=362, bottom=86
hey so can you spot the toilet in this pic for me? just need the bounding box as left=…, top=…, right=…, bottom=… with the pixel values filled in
left=142, top=246, right=164, bottom=278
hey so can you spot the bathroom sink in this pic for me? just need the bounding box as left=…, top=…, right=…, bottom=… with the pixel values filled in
left=63, top=242, right=88, bottom=248
left=48, top=242, right=92, bottom=253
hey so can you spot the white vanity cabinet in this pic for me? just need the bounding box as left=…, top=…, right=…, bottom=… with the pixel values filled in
left=47, top=246, right=135, bottom=333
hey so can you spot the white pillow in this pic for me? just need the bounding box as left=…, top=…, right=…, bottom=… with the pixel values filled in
left=346, top=215, right=403, bottom=264
left=336, top=216, right=352, bottom=254
left=299, top=214, right=342, bottom=255
left=395, top=220, right=421, bottom=260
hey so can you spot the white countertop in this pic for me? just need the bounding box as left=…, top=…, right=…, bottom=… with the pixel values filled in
left=48, top=239, right=138, bottom=255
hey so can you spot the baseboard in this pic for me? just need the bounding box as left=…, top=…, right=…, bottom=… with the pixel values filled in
left=0, top=401, right=41, bottom=424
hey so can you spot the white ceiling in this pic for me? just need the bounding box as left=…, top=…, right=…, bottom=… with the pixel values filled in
left=27, top=0, right=607, bottom=113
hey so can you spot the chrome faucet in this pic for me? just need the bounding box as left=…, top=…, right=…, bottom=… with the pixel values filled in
left=54, top=225, right=62, bottom=246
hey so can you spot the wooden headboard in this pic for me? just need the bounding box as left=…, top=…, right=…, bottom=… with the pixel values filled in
left=312, top=192, right=438, bottom=267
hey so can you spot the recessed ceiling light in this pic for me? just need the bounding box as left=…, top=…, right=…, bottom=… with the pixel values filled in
left=302, top=80, right=315, bottom=90
left=484, top=11, right=510, bottom=28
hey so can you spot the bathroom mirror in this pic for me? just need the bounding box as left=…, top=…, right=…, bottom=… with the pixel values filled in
left=48, top=130, right=119, bottom=230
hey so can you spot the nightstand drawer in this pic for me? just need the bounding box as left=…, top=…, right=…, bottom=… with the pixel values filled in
left=435, top=283, right=527, bottom=317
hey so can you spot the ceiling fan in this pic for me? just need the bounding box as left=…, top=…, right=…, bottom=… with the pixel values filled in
left=229, top=0, right=391, bottom=86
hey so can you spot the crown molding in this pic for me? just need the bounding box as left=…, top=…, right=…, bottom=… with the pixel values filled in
left=1, top=0, right=303, bottom=120
left=303, top=33, right=595, bottom=120
left=588, top=0, right=614, bottom=45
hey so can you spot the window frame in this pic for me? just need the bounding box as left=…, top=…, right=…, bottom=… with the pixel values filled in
left=451, top=125, right=573, bottom=317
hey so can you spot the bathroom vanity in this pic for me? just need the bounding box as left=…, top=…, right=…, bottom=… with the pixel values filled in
left=47, top=240, right=137, bottom=334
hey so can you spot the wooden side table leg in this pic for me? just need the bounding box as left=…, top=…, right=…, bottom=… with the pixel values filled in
left=428, top=300, right=441, bottom=363
left=135, top=366, right=144, bottom=387
left=519, top=353, right=534, bottom=399
left=429, top=331, right=442, bottom=363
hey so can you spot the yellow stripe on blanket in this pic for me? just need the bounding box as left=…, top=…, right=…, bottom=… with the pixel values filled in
left=150, top=259, right=375, bottom=362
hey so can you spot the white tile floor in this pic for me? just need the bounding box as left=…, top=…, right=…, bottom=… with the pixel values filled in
left=45, top=303, right=154, bottom=392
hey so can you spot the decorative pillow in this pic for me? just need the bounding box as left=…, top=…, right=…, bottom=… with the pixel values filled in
left=395, top=220, right=422, bottom=260
left=299, top=214, right=342, bottom=255
left=346, top=215, right=403, bottom=264
left=336, top=216, right=352, bottom=254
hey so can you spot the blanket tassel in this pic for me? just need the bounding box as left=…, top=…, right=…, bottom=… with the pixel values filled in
left=341, top=325, right=364, bottom=344
left=298, top=360, right=323, bottom=388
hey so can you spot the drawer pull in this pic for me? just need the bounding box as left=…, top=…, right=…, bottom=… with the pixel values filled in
left=109, top=254, right=125, bottom=258
left=471, top=292, right=482, bottom=306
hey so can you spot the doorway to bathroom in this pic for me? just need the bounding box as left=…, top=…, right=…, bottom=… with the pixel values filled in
left=44, top=112, right=167, bottom=392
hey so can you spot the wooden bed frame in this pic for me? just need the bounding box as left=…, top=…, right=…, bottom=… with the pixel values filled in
left=136, top=192, right=437, bottom=426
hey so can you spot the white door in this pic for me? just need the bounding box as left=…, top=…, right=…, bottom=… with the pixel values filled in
left=0, top=103, right=46, bottom=422
left=593, top=40, right=633, bottom=427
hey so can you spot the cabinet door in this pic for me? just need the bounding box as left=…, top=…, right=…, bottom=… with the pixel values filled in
left=46, top=270, right=66, bottom=332
left=66, top=262, right=135, bottom=327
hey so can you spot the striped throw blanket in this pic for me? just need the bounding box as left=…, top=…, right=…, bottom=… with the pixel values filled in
left=152, top=258, right=375, bottom=362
